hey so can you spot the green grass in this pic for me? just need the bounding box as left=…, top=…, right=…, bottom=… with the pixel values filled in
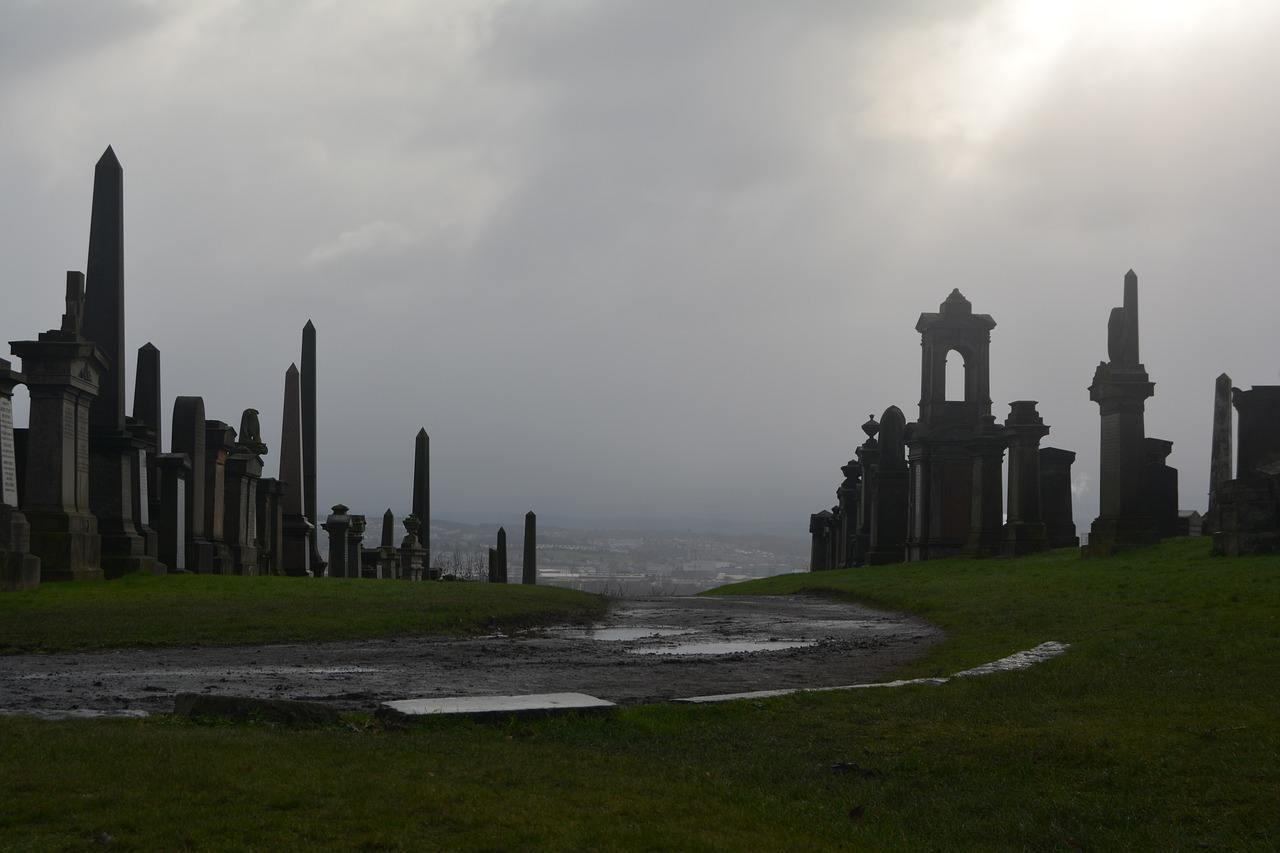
left=0, top=573, right=605, bottom=653
left=2, top=538, right=1277, bottom=850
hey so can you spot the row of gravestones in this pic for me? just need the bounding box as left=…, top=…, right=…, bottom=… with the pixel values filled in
left=810, top=274, right=1192, bottom=570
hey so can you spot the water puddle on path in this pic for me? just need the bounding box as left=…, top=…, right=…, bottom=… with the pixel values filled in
left=628, top=639, right=818, bottom=656
left=545, top=627, right=694, bottom=642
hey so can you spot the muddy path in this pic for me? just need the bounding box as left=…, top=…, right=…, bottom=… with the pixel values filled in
left=0, top=595, right=942, bottom=716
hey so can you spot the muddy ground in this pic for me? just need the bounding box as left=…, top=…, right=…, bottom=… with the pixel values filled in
left=0, top=595, right=941, bottom=716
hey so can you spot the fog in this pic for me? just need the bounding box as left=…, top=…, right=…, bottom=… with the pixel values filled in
left=3, top=1, right=1278, bottom=533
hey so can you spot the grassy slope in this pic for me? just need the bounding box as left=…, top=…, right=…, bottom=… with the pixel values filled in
left=2, top=538, right=1278, bottom=850
left=0, top=573, right=605, bottom=653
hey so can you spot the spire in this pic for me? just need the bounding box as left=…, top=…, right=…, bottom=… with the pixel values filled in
left=83, top=146, right=126, bottom=430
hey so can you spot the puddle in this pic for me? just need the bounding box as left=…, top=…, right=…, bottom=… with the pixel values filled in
left=15, top=665, right=379, bottom=681
left=628, top=640, right=818, bottom=656
left=0, top=708, right=150, bottom=720
left=545, top=627, right=694, bottom=642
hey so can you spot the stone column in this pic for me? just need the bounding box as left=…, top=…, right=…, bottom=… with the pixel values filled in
left=836, top=461, right=860, bottom=568
left=171, top=397, right=215, bottom=571
left=0, top=358, right=40, bottom=590
left=1039, top=448, right=1078, bottom=548
left=1087, top=270, right=1158, bottom=556
left=347, top=515, right=366, bottom=578
left=323, top=504, right=351, bottom=578
left=400, top=515, right=424, bottom=581
left=1002, top=401, right=1049, bottom=556
left=203, top=421, right=235, bottom=573
left=10, top=272, right=109, bottom=582
left=1143, top=438, right=1180, bottom=538
left=153, top=453, right=189, bottom=572
left=1205, top=373, right=1233, bottom=533
left=522, top=511, right=537, bottom=584
left=852, top=416, right=880, bottom=566
left=127, top=342, right=161, bottom=563
left=279, top=364, right=312, bottom=576
left=808, top=511, right=829, bottom=571
left=964, top=415, right=1006, bottom=556
left=412, top=428, right=430, bottom=573
left=300, top=321, right=324, bottom=574
left=225, top=408, right=266, bottom=575
left=868, top=406, right=909, bottom=565
left=496, top=526, right=508, bottom=583
left=255, top=478, right=285, bottom=575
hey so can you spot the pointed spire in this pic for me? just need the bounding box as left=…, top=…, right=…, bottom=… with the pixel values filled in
left=83, top=145, right=127, bottom=430
left=97, top=145, right=120, bottom=168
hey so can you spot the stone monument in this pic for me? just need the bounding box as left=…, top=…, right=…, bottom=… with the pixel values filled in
left=279, top=364, right=312, bottom=576
left=0, top=358, right=40, bottom=590
left=835, top=460, right=861, bottom=568
left=965, top=415, right=1007, bottom=556
left=1039, top=448, right=1078, bottom=548
left=153, top=451, right=189, bottom=572
left=224, top=409, right=266, bottom=574
left=808, top=510, right=831, bottom=571
left=1143, top=438, right=1181, bottom=539
left=203, top=421, right=236, bottom=572
left=496, top=526, right=508, bottom=583
left=376, top=509, right=398, bottom=579
left=400, top=515, right=425, bottom=581
left=348, top=514, right=366, bottom=578
left=127, top=342, right=161, bottom=562
left=171, top=396, right=215, bottom=571
left=301, top=321, right=325, bottom=574
left=852, top=415, right=880, bottom=566
left=868, top=406, right=909, bottom=565
left=1001, top=401, right=1049, bottom=556
left=488, top=547, right=498, bottom=583
left=255, top=477, right=285, bottom=575
left=323, top=504, right=351, bottom=578
left=412, top=428, right=430, bottom=574
left=522, top=511, right=537, bottom=585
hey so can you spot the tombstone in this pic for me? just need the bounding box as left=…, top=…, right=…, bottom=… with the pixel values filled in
left=0, top=358, right=40, bottom=591
left=278, top=364, right=313, bottom=576
left=522, top=511, right=537, bottom=584
left=127, top=342, right=161, bottom=562
left=412, top=428, right=430, bottom=573
left=203, top=421, right=236, bottom=572
left=868, top=406, right=909, bottom=565
left=255, top=477, right=285, bottom=575
left=809, top=511, right=831, bottom=571
left=1039, top=448, right=1078, bottom=548
left=1211, top=385, right=1280, bottom=556
left=9, top=272, right=109, bottom=581
left=400, top=515, right=425, bottom=581
left=835, top=461, right=861, bottom=568
left=496, top=526, right=508, bottom=583
left=224, top=410, right=265, bottom=574
left=322, top=504, right=351, bottom=578
left=153, top=452, right=190, bottom=571
left=80, top=148, right=162, bottom=578
left=488, top=547, right=499, bottom=583
left=1143, top=438, right=1181, bottom=539
left=1086, top=270, right=1158, bottom=556
left=300, top=321, right=325, bottom=574
left=347, top=514, right=366, bottom=578
left=376, top=508, right=398, bottom=579
left=1001, top=402, right=1049, bottom=556
left=171, top=396, right=216, bottom=571
left=1205, top=373, right=1233, bottom=534
left=1232, top=387, right=1280, bottom=479
left=852, top=415, right=880, bottom=566
left=965, top=415, right=1006, bottom=556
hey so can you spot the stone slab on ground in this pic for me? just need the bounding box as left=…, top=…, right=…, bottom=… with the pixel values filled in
left=382, top=692, right=615, bottom=720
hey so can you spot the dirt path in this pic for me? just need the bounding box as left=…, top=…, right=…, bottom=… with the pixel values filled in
left=0, top=595, right=941, bottom=716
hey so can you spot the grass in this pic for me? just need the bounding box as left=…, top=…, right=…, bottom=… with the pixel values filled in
left=0, top=573, right=605, bottom=653
left=1, top=538, right=1278, bottom=850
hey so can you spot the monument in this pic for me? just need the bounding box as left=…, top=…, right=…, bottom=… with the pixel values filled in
left=10, top=272, right=109, bottom=581
left=255, top=476, right=285, bottom=575
left=1206, top=373, right=1233, bottom=533
left=127, top=342, right=161, bottom=562
left=203, top=421, right=236, bottom=572
left=1143, top=438, right=1181, bottom=538
left=323, top=504, right=351, bottom=578
left=1001, top=402, right=1049, bottom=556
left=348, top=514, right=366, bottom=578
left=0, top=358, right=40, bottom=590
left=868, top=406, right=909, bottom=565
left=523, top=511, right=537, bottom=585
left=224, top=409, right=266, bottom=574
left=301, top=321, right=324, bottom=574
left=1039, top=448, right=1078, bottom=548
left=1086, top=270, right=1158, bottom=556
left=412, top=429, right=430, bottom=574
left=488, top=547, right=499, bottom=583
left=496, top=526, right=508, bottom=583
left=373, top=509, right=399, bottom=579
left=966, top=415, right=1007, bottom=556
left=279, top=364, right=312, bottom=576
left=1212, top=385, right=1280, bottom=556
left=171, top=397, right=215, bottom=570
left=808, top=510, right=832, bottom=571
left=399, top=515, right=425, bottom=581
left=153, top=451, right=190, bottom=571
left=852, top=415, right=880, bottom=566
left=835, top=460, right=861, bottom=568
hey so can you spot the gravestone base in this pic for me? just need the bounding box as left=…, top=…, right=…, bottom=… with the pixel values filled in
left=1083, top=515, right=1159, bottom=558
left=867, top=469, right=909, bottom=566
left=1, top=507, right=41, bottom=591
left=229, top=544, right=258, bottom=576
left=90, top=433, right=163, bottom=578
left=186, top=537, right=219, bottom=574
left=281, top=514, right=313, bottom=577
left=1046, top=523, right=1079, bottom=550
left=25, top=508, right=103, bottom=582
left=1001, top=521, right=1047, bottom=558
left=965, top=527, right=1004, bottom=558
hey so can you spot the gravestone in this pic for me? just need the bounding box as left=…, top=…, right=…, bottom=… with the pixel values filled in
left=1211, top=385, right=1280, bottom=556
left=347, top=514, right=366, bottom=578
left=400, top=515, right=425, bottom=581
left=1205, top=373, right=1233, bottom=534
left=153, top=452, right=189, bottom=571
left=255, top=477, right=285, bottom=575
left=375, top=508, right=398, bottom=579
left=9, top=272, right=109, bottom=581
left=1039, top=448, right=1078, bottom=548
left=852, top=415, right=880, bottom=566
left=278, top=364, right=312, bottom=576
left=488, top=547, right=499, bottom=583
left=323, top=504, right=351, bottom=578
left=0, top=358, right=40, bottom=590
left=412, top=429, right=430, bottom=573
left=224, top=409, right=265, bottom=574
left=127, top=342, right=161, bottom=562
left=1232, top=387, right=1280, bottom=479
left=301, top=321, right=324, bottom=574
left=496, top=526, right=508, bottom=584
left=965, top=415, right=1006, bottom=556
left=836, top=460, right=861, bottom=569
left=1143, top=438, right=1181, bottom=539
left=1086, top=270, right=1158, bottom=556
left=203, top=421, right=236, bottom=572
left=523, top=511, right=537, bottom=585
left=868, top=406, right=909, bottom=565
left=808, top=510, right=831, bottom=571
left=171, top=396, right=215, bottom=570
left=1001, top=401, right=1049, bottom=556
left=81, top=148, right=162, bottom=578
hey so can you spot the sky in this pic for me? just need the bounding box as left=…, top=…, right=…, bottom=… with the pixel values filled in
left=2, top=0, right=1279, bottom=535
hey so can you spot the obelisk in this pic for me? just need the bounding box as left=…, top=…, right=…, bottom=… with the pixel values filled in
left=280, top=363, right=312, bottom=576
left=496, top=527, right=508, bottom=584
left=522, top=511, right=537, bottom=585
left=412, top=428, right=430, bottom=572
left=1206, top=373, right=1233, bottom=533
left=301, top=321, right=324, bottom=572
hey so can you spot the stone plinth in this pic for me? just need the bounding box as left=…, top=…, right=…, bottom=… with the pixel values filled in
left=323, top=504, right=351, bottom=578
left=0, top=358, right=40, bottom=591
left=1039, top=448, right=1078, bottom=548
left=964, top=416, right=1006, bottom=556
left=153, top=453, right=189, bottom=572
left=1143, top=438, right=1180, bottom=539
left=808, top=510, right=831, bottom=571
left=1001, top=402, right=1049, bottom=557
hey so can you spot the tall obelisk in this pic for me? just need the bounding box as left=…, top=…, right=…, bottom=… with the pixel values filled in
left=412, top=428, right=430, bottom=573
left=280, top=363, right=312, bottom=576
left=300, top=321, right=324, bottom=572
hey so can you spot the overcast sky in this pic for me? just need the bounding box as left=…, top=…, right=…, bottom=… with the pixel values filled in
left=3, top=1, right=1278, bottom=534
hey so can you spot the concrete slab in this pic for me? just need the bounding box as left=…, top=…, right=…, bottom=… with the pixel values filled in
left=381, top=692, right=616, bottom=719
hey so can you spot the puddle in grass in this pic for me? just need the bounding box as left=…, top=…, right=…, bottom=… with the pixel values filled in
left=545, top=627, right=694, bottom=642
left=628, top=639, right=818, bottom=656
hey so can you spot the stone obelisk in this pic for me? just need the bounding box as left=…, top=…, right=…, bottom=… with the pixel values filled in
left=300, top=321, right=324, bottom=573
left=280, top=363, right=312, bottom=576
left=522, top=511, right=537, bottom=585
left=1086, top=269, right=1158, bottom=556
left=81, top=147, right=162, bottom=576
left=412, top=428, right=430, bottom=573
left=128, top=342, right=162, bottom=560
left=1206, top=373, right=1233, bottom=533
left=496, top=526, right=508, bottom=584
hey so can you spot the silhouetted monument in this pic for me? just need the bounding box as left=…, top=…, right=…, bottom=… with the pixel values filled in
left=256, top=477, right=285, bottom=575
left=868, top=406, right=909, bottom=565
left=836, top=460, right=861, bottom=568
left=488, top=547, right=499, bottom=583
left=907, top=290, right=1003, bottom=561
left=301, top=321, right=324, bottom=574
left=0, top=358, right=40, bottom=591
left=224, top=409, right=266, bottom=574
left=203, top=421, right=236, bottom=572
left=523, top=511, right=537, bottom=584
left=1002, top=402, right=1049, bottom=556
left=400, top=515, right=425, bottom=581
left=1143, top=438, right=1181, bottom=538
left=1086, top=270, right=1158, bottom=556
left=128, top=342, right=161, bottom=562
left=323, top=504, right=351, bottom=578
left=412, top=428, right=430, bottom=574
left=852, top=415, right=880, bottom=566
left=809, top=510, right=832, bottom=571
left=966, top=415, right=1007, bottom=556
left=1212, top=385, right=1280, bottom=556
left=1039, top=448, right=1078, bottom=548
left=348, top=514, right=366, bottom=578
left=496, top=526, right=508, bottom=583
left=10, top=272, right=108, bottom=581
left=279, top=364, right=312, bottom=576
left=81, top=149, right=162, bottom=577
left=375, top=508, right=398, bottom=579
left=171, top=396, right=216, bottom=571
left=153, top=452, right=189, bottom=571
left=1206, top=373, right=1233, bottom=533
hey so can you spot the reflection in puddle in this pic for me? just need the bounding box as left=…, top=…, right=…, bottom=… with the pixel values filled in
left=547, top=627, right=694, bottom=642
left=628, top=640, right=817, bottom=656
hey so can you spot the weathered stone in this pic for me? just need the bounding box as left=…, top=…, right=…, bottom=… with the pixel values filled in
left=965, top=415, right=1006, bottom=556
left=9, top=272, right=108, bottom=582
left=0, top=358, right=40, bottom=591
left=322, top=504, right=351, bottom=578
left=1233, top=386, right=1280, bottom=480
left=809, top=510, right=832, bottom=571
left=1002, top=401, right=1049, bottom=556
left=1039, top=448, right=1078, bottom=548
left=1086, top=270, right=1158, bottom=556
left=171, top=396, right=214, bottom=571
left=1206, top=373, right=1233, bottom=533
left=852, top=415, right=880, bottom=566
left=836, top=460, right=861, bottom=568
left=523, top=511, right=537, bottom=585
left=127, top=343, right=161, bottom=564
left=412, top=428, right=430, bottom=573
left=278, top=364, right=312, bottom=576
left=868, top=406, right=908, bottom=565
left=376, top=508, right=398, bottom=579
left=301, top=321, right=324, bottom=574
left=496, top=526, right=508, bottom=583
